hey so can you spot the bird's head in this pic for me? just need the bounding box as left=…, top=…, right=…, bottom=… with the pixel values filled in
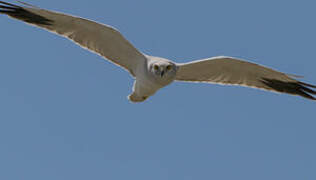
left=148, top=57, right=177, bottom=85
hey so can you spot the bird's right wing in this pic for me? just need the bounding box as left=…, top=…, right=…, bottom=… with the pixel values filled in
left=176, top=56, right=316, bottom=100
left=0, top=1, right=146, bottom=76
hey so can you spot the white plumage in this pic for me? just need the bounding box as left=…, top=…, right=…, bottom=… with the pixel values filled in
left=1, top=1, right=315, bottom=102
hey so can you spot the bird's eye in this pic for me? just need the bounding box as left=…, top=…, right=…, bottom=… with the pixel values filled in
left=166, top=65, right=172, bottom=71
left=154, top=65, right=159, bottom=70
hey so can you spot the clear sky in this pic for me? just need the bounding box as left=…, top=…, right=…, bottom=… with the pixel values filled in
left=0, top=0, right=315, bottom=179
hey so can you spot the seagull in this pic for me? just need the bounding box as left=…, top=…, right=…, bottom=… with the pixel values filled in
left=1, top=1, right=315, bottom=102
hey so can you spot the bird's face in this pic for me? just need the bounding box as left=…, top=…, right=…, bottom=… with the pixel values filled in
left=150, top=61, right=177, bottom=84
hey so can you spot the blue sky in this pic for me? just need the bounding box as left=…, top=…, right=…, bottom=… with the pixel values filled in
left=0, top=0, right=315, bottom=179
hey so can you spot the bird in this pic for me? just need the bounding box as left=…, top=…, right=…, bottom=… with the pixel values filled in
left=1, top=1, right=315, bottom=102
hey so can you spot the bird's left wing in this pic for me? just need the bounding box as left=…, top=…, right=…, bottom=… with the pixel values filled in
left=175, top=56, right=316, bottom=100
left=0, top=1, right=146, bottom=76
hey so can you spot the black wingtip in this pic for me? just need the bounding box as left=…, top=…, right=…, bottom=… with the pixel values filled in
left=0, top=1, right=53, bottom=25
left=299, top=81, right=316, bottom=88
left=0, top=1, right=19, bottom=7
left=260, top=78, right=316, bottom=101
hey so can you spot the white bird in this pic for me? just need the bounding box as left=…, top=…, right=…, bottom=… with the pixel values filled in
left=1, top=1, right=315, bottom=102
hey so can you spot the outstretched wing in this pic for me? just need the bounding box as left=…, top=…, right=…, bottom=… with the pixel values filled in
left=176, top=56, right=316, bottom=100
left=0, top=1, right=146, bottom=76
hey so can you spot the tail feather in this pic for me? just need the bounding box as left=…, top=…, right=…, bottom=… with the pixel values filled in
left=128, top=93, right=148, bottom=103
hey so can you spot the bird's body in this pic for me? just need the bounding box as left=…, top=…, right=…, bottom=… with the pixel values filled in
left=1, top=1, right=315, bottom=102
left=130, top=56, right=177, bottom=102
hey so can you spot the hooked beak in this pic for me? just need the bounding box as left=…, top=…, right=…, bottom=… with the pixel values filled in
left=160, top=70, right=165, bottom=77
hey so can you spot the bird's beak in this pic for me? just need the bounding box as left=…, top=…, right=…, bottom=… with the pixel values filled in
left=160, top=70, right=165, bottom=77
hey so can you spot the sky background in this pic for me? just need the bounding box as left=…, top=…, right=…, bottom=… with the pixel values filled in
left=0, top=0, right=315, bottom=179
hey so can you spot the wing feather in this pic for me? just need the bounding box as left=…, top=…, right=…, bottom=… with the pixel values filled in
left=176, top=56, right=316, bottom=100
left=0, top=1, right=146, bottom=76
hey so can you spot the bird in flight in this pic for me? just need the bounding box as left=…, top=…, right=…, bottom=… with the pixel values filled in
left=1, top=1, right=315, bottom=102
